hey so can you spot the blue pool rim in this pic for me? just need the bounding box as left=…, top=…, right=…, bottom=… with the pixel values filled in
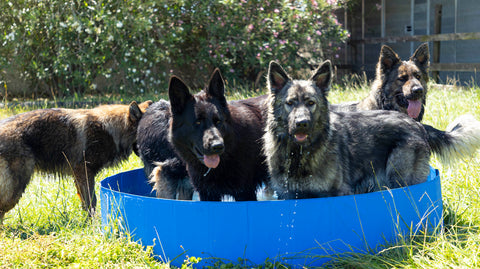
left=100, top=167, right=443, bottom=268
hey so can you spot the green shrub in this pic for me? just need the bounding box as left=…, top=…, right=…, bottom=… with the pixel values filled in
left=0, top=0, right=349, bottom=98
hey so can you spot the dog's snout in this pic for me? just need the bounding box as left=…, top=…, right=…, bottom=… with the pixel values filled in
left=210, top=142, right=225, bottom=154
left=296, top=119, right=309, bottom=129
left=412, top=86, right=423, bottom=95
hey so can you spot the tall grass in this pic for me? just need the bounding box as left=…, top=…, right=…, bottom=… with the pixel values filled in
left=1, top=80, right=480, bottom=268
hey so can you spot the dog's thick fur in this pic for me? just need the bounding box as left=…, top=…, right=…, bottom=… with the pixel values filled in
left=168, top=69, right=269, bottom=201
left=136, top=100, right=193, bottom=200
left=264, top=60, right=480, bottom=199
left=331, top=43, right=429, bottom=122
left=0, top=101, right=151, bottom=221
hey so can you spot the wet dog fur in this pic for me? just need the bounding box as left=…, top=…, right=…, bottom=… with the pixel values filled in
left=168, top=69, right=269, bottom=201
left=0, top=101, right=151, bottom=221
left=264, top=60, right=480, bottom=199
left=136, top=99, right=193, bottom=200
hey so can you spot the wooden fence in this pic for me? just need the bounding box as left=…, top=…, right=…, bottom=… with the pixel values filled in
left=348, top=4, right=480, bottom=82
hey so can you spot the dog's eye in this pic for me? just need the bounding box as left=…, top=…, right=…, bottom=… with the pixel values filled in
left=214, top=119, right=222, bottom=126
left=307, top=100, right=315, bottom=106
left=286, top=101, right=293, bottom=106
left=415, top=74, right=421, bottom=79
left=397, top=76, right=407, bottom=82
left=195, top=120, right=201, bottom=125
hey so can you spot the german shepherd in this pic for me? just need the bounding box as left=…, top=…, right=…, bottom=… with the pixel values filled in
left=0, top=101, right=152, bottom=221
left=331, top=43, right=429, bottom=122
left=264, top=60, right=480, bottom=199
left=136, top=99, right=193, bottom=200
left=168, top=69, right=269, bottom=201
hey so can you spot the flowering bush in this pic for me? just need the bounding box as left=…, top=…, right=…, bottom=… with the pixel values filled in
left=0, top=0, right=349, bottom=97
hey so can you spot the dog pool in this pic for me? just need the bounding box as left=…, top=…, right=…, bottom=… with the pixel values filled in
left=100, top=167, right=443, bottom=268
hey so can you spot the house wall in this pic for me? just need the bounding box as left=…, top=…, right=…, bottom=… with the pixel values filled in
left=342, top=0, right=480, bottom=84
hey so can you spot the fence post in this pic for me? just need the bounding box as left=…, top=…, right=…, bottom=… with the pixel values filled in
left=432, top=4, right=442, bottom=83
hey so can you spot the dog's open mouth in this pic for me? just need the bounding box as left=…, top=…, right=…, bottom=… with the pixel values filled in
left=294, top=133, right=309, bottom=143
left=194, top=147, right=221, bottom=168
left=407, top=99, right=422, bottom=119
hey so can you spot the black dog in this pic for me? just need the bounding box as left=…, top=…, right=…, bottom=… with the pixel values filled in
left=136, top=100, right=193, bottom=200
left=168, top=69, right=269, bottom=201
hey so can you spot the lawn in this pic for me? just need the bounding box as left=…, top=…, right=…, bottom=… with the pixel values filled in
left=1, top=80, right=480, bottom=268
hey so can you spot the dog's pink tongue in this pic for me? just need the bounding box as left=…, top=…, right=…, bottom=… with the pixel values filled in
left=407, top=100, right=422, bottom=119
left=204, top=154, right=220, bottom=168
left=295, top=133, right=308, bottom=142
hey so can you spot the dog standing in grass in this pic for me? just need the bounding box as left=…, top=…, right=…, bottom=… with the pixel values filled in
left=331, top=43, right=429, bottom=122
left=264, top=60, right=480, bottom=199
left=0, top=101, right=152, bottom=221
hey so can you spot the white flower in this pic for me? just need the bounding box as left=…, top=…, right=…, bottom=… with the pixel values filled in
left=6, top=32, right=15, bottom=41
left=116, top=21, right=123, bottom=28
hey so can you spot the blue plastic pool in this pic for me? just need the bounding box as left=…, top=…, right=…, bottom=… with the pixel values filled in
left=100, top=167, right=443, bottom=267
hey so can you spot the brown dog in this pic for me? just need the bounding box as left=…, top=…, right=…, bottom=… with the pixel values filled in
left=0, top=101, right=151, bottom=221
left=332, top=43, right=429, bottom=122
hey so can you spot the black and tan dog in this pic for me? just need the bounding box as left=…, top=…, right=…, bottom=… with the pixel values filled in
left=264, top=60, right=480, bottom=199
left=0, top=101, right=151, bottom=221
left=332, top=43, right=429, bottom=122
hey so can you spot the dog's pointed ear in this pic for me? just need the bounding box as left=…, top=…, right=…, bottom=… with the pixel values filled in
left=410, top=43, right=430, bottom=72
left=138, top=100, right=153, bottom=113
left=311, top=60, right=332, bottom=94
left=268, top=61, right=290, bottom=94
left=206, top=68, right=228, bottom=108
left=128, top=101, right=143, bottom=123
left=206, top=68, right=225, bottom=98
left=378, top=45, right=401, bottom=72
left=168, top=76, right=193, bottom=115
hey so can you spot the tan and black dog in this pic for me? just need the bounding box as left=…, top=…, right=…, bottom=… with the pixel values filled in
left=264, top=60, right=480, bottom=199
left=0, top=100, right=151, bottom=221
left=332, top=43, right=429, bottom=122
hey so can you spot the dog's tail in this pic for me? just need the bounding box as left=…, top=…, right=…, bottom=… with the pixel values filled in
left=424, top=114, right=480, bottom=164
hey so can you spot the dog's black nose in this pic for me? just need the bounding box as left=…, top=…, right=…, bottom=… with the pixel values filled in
left=296, top=120, right=309, bottom=129
left=412, top=86, right=423, bottom=95
left=210, top=142, right=225, bottom=154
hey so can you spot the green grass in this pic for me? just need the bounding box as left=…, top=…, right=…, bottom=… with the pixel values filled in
left=1, top=81, right=480, bottom=268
